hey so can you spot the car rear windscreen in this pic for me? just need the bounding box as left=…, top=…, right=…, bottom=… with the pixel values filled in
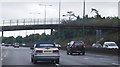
left=75, top=42, right=84, bottom=46
left=36, top=44, right=55, bottom=48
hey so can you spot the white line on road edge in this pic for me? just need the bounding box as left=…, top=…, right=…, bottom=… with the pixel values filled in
left=3, top=51, right=8, bottom=58
left=112, top=63, right=119, bottom=65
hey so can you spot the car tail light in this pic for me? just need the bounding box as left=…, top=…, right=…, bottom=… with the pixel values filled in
left=72, top=43, right=75, bottom=48
left=83, top=44, right=86, bottom=48
left=36, top=50, right=43, bottom=53
left=84, top=45, right=85, bottom=48
left=53, top=50, right=59, bottom=53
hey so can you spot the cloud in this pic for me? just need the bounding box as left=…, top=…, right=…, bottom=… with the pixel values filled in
left=0, top=0, right=119, bottom=2
left=118, top=1, right=120, bottom=18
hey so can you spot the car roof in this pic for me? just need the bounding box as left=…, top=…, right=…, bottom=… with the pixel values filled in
left=73, top=41, right=84, bottom=42
left=35, top=41, right=54, bottom=44
left=104, top=42, right=116, bottom=44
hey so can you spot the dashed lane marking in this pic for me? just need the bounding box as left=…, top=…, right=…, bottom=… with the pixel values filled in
left=112, top=63, right=119, bottom=65
left=84, top=58, right=88, bottom=59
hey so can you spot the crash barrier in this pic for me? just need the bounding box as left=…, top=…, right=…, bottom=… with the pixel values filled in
left=61, top=47, right=119, bottom=56
left=85, top=48, right=119, bottom=56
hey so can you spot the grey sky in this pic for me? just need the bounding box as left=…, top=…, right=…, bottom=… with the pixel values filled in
left=0, top=0, right=119, bottom=2
left=118, top=1, right=120, bottom=18
left=1, top=1, right=119, bottom=20
left=0, top=0, right=119, bottom=37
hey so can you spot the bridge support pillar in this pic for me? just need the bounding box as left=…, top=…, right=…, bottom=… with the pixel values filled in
left=2, top=31, right=3, bottom=39
left=51, top=29, right=53, bottom=35
left=96, top=30, right=102, bottom=43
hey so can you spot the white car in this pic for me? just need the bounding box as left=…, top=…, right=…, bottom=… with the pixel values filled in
left=13, top=43, right=19, bottom=48
left=30, top=41, right=60, bottom=64
left=103, top=42, right=119, bottom=49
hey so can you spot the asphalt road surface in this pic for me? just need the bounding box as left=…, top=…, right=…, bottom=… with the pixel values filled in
left=1, top=46, right=119, bottom=66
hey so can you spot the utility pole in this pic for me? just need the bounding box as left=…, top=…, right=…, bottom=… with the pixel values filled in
left=83, top=0, right=85, bottom=18
left=58, top=0, right=61, bottom=40
left=82, top=0, right=85, bottom=40
left=59, top=0, right=61, bottom=25
left=29, top=12, right=40, bottom=34
left=39, top=4, right=52, bottom=34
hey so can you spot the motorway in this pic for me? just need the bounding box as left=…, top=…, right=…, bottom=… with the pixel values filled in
left=1, top=46, right=119, bottom=66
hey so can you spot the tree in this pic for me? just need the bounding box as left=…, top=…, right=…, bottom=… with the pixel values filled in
left=16, top=36, right=23, bottom=44
left=2, top=36, right=15, bottom=44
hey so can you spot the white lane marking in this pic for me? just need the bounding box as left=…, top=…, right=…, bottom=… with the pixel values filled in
left=95, top=55, right=102, bottom=56
left=2, top=48, right=8, bottom=60
left=3, top=55, right=6, bottom=57
left=112, top=63, right=119, bottom=65
left=99, top=58, right=104, bottom=59
left=55, top=64, right=60, bottom=66
left=84, top=58, right=88, bottom=59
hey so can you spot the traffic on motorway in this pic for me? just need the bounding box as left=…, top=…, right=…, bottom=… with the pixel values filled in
left=1, top=40, right=119, bottom=65
left=0, top=1, right=119, bottom=66
left=1, top=44, right=119, bottom=66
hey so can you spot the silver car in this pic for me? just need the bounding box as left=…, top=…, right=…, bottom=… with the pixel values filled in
left=92, top=43, right=102, bottom=48
left=30, top=41, right=60, bottom=64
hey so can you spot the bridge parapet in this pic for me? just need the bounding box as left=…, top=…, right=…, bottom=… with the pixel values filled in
left=1, top=18, right=60, bottom=26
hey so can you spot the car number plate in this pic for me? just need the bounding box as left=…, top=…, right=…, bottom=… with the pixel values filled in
left=76, top=51, right=81, bottom=52
left=43, top=50, right=53, bottom=53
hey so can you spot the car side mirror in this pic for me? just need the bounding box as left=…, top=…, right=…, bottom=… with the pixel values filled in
left=105, top=45, right=108, bottom=47
left=57, top=46, right=61, bottom=49
left=30, top=47, right=34, bottom=50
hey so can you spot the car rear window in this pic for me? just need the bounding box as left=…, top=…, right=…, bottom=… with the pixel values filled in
left=107, top=43, right=117, bottom=46
left=75, top=42, right=84, bottom=46
left=36, top=44, right=55, bottom=48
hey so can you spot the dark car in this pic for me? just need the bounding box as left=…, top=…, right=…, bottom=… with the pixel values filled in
left=5, top=44, right=9, bottom=47
left=66, top=41, right=85, bottom=55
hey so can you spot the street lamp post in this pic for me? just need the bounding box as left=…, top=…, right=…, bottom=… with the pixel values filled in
left=39, top=4, right=52, bottom=33
left=29, top=12, right=40, bottom=25
left=29, top=12, right=40, bottom=34
left=82, top=0, right=86, bottom=41
left=59, top=0, right=61, bottom=24
left=58, top=0, right=61, bottom=40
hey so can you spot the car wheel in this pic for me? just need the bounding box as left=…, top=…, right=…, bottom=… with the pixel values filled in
left=70, top=52, right=72, bottom=55
left=56, top=59, right=59, bottom=64
left=82, top=52, right=85, bottom=55
left=31, top=58, right=33, bottom=62
left=67, top=51, right=69, bottom=55
left=33, top=59, right=37, bottom=64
